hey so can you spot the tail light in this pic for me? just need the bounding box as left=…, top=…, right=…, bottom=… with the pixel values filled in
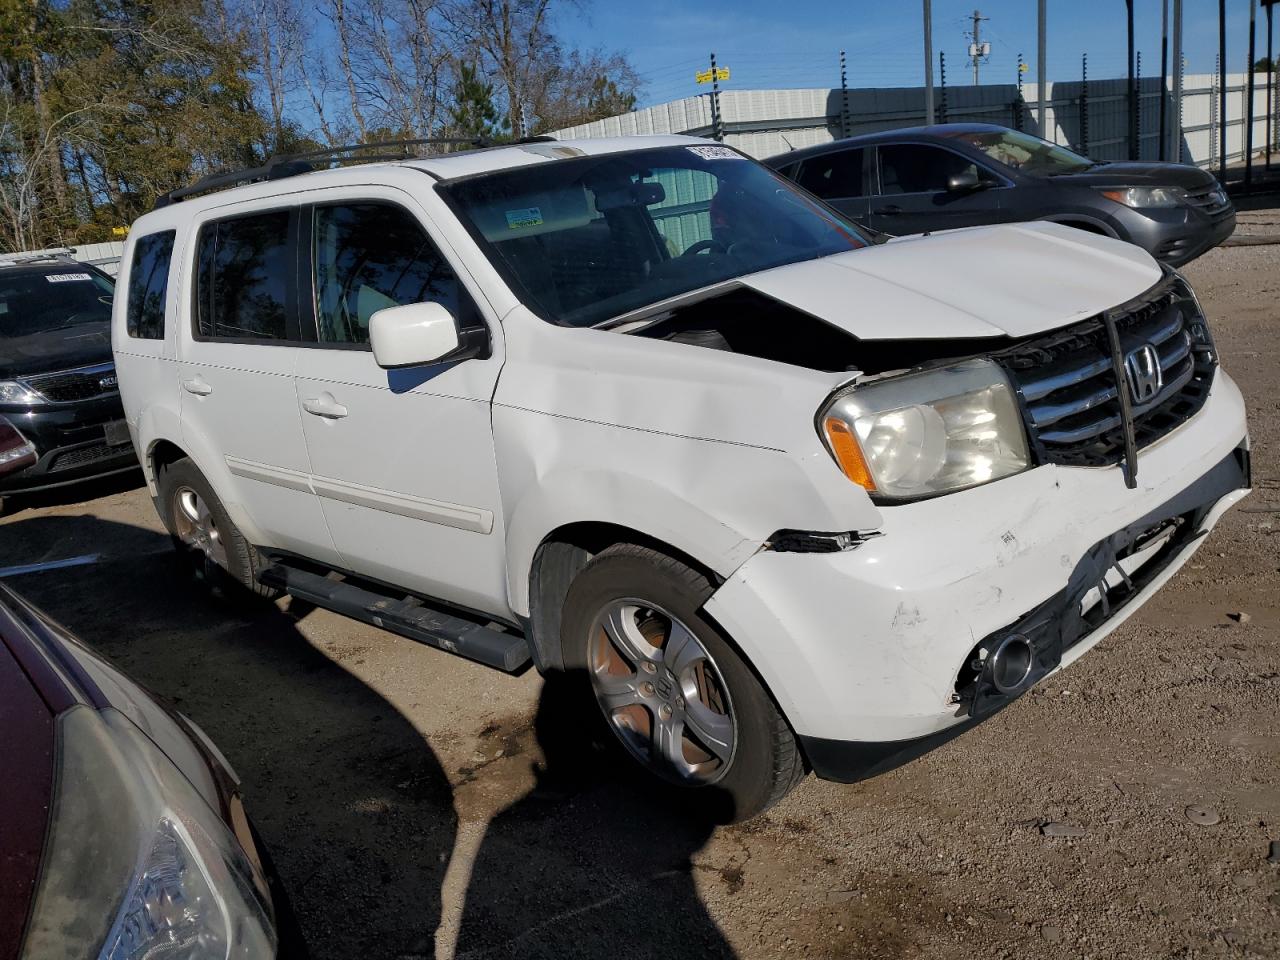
left=0, top=417, right=37, bottom=476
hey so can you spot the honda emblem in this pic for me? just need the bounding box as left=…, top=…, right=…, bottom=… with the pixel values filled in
left=1123, top=343, right=1162, bottom=404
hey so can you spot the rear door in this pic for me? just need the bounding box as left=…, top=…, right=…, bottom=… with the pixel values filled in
left=791, top=147, right=871, bottom=225
left=869, top=143, right=1006, bottom=235
left=292, top=190, right=509, bottom=618
left=176, top=203, right=341, bottom=566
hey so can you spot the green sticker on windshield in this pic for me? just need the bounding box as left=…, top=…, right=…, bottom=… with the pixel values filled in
left=505, top=207, right=543, bottom=229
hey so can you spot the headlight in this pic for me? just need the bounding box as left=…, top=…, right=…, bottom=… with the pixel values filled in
left=0, top=380, right=43, bottom=404
left=820, top=359, right=1030, bottom=500
left=1098, top=186, right=1187, bottom=209
left=0, top=417, right=37, bottom=475
left=20, top=707, right=276, bottom=960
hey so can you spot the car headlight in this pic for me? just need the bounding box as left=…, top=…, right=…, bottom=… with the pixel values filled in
left=819, top=359, right=1030, bottom=500
left=1098, top=186, right=1188, bottom=209
left=0, top=380, right=43, bottom=404
left=20, top=706, right=276, bottom=960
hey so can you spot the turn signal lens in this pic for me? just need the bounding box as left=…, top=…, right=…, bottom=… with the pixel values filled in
left=0, top=417, right=36, bottom=476
left=823, top=416, right=876, bottom=491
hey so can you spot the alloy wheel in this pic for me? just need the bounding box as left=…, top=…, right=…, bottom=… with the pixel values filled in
left=588, top=599, right=737, bottom=784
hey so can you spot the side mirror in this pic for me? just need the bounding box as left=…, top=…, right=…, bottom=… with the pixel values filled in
left=369, top=301, right=460, bottom=369
left=947, top=170, right=984, bottom=192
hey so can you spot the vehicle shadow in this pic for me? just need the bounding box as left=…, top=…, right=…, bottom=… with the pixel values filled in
left=0, top=467, right=145, bottom=517
left=0, top=514, right=457, bottom=959
left=452, top=670, right=737, bottom=960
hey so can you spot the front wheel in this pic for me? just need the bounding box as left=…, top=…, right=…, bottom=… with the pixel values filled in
left=561, top=544, right=804, bottom=821
left=156, top=458, right=278, bottom=602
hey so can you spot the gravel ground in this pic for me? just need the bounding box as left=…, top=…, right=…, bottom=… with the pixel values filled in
left=1, top=236, right=1277, bottom=959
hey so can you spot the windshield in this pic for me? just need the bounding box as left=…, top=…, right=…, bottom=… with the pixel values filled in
left=440, top=145, right=868, bottom=327
left=0, top=266, right=114, bottom=338
left=941, top=129, right=1094, bottom=176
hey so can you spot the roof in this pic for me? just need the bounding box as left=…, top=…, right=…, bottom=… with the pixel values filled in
left=407, top=134, right=704, bottom=180
left=762, top=122, right=1010, bottom=166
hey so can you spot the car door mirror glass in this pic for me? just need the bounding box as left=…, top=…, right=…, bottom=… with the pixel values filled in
left=947, top=170, right=982, bottom=192
left=369, top=301, right=460, bottom=368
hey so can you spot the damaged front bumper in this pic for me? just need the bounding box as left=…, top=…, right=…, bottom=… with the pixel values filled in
left=701, top=370, right=1250, bottom=784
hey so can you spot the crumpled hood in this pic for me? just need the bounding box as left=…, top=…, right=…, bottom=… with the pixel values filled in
left=741, top=220, right=1163, bottom=341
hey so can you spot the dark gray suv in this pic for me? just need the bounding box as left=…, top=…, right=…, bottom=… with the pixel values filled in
left=766, top=123, right=1235, bottom=266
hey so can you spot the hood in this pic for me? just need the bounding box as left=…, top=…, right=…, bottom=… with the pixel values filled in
left=1046, top=160, right=1219, bottom=191
left=740, top=220, right=1162, bottom=341
left=0, top=322, right=112, bottom=380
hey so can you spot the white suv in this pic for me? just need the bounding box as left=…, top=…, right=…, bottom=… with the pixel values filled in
left=113, top=135, right=1250, bottom=820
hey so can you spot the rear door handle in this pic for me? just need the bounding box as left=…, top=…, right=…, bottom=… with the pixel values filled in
left=302, top=395, right=348, bottom=420
left=181, top=376, right=213, bottom=396
left=873, top=204, right=902, bottom=216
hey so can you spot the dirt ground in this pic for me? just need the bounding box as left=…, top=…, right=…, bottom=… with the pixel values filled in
left=2, top=221, right=1278, bottom=959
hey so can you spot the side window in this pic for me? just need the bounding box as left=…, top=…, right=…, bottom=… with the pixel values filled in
left=195, top=210, right=293, bottom=341
left=877, top=145, right=980, bottom=196
left=312, top=203, right=481, bottom=345
left=126, top=231, right=175, bottom=339
left=795, top=149, right=866, bottom=200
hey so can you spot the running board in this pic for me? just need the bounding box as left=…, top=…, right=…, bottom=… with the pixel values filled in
left=259, top=563, right=530, bottom=673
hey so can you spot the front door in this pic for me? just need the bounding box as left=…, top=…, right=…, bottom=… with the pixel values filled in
left=869, top=143, right=1006, bottom=235
left=176, top=204, right=342, bottom=566
left=292, top=194, right=509, bottom=619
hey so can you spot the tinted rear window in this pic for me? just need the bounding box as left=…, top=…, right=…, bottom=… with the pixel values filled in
left=126, top=231, right=175, bottom=339
left=196, top=210, right=293, bottom=341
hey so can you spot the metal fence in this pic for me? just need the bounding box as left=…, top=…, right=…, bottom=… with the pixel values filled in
left=552, top=72, right=1278, bottom=172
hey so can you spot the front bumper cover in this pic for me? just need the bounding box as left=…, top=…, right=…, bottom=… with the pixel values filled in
left=797, top=446, right=1249, bottom=783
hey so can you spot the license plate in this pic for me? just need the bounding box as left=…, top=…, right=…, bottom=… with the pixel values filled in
left=104, top=420, right=131, bottom=447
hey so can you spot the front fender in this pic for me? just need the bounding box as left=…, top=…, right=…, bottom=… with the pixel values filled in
left=496, top=405, right=881, bottom=617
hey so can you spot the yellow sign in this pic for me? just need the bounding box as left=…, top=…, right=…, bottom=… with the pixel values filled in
left=1019, top=63, right=1029, bottom=74
left=111, top=226, right=129, bottom=237
left=695, top=67, right=730, bottom=84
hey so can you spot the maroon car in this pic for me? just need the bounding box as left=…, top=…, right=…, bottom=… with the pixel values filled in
left=0, top=581, right=303, bottom=959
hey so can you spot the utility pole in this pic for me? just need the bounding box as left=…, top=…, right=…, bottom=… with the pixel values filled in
left=1173, top=0, right=1185, bottom=162
left=1159, top=0, right=1169, bottom=161
left=1246, top=0, right=1257, bottom=188
left=924, top=0, right=937, bottom=123
left=1219, top=0, right=1228, bottom=176
left=967, top=9, right=990, bottom=85
left=1127, top=0, right=1138, bottom=160
left=1038, top=0, right=1048, bottom=134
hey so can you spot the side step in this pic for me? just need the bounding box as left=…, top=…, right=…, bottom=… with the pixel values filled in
left=259, top=563, right=531, bottom=673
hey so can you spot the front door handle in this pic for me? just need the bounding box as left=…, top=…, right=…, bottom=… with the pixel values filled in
left=302, top=394, right=348, bottom=420
left=873, top=204, right=902, bottom=216
left=181, top=376, right=213, bottom=396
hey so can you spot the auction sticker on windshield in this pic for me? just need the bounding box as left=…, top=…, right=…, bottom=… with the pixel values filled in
left=505, top=207, right=544, bottom=229
left=687, top=145, right=741, bottom=161
left=45, top=273, right=93, bottom=282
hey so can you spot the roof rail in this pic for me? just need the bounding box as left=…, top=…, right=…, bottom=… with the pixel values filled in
left=153, top=135, right=557, bottom=209
left=0, top=247, right=77, bottom=265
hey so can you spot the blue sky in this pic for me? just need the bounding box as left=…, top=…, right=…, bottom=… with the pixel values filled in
left=557, top=1, right=1275, bottom=107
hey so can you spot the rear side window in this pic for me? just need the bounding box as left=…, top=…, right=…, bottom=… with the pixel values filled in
left=195, top=210, right=293, bottom=341
left=311, top=203, right=481, bottom=346
left=796, top=148, right=866, bottom=199
left=126, top=231, right=175, bottom=339
left=877, top=144, right=979, bottom=195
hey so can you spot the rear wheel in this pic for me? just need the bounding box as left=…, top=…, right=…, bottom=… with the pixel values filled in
left=561, top=543, right=804, bottom=821
left=156, top=458, right=278, bottom=601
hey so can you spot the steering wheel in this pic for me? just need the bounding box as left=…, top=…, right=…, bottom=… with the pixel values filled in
left=681, top=239, right=727, bottom=257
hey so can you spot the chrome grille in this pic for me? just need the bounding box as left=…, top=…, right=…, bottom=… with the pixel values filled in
left=22, top=363, right=118, bottom=403
left=1183, top=183, right=1233, bottom=222
left=1000, top=281, right=1216, bottom=467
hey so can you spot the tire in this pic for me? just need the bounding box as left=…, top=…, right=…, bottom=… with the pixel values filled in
left=156, top=457, right=279, bottom=602
left=561, top=543, right=805, bottom=821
